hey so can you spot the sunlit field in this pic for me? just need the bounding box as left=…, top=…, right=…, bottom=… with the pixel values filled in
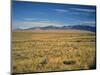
left=12, top=30, right=96, bottom=73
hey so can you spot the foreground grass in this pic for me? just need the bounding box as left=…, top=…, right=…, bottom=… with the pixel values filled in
left=12, top=30, right=96, bottom=73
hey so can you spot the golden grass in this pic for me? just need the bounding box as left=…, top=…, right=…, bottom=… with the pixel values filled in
left=12, top=30, right=96, bottom=73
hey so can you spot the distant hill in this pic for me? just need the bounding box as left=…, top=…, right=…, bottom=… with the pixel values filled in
left=63, top=25, right=96, bottom=32
left=14, top=25, right=96, bottom=32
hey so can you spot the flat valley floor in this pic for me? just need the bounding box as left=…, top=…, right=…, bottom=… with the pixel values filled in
left=12, top=30, right=96, bottom=73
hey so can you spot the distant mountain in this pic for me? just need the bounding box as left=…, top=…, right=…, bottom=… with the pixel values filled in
left=14, top=25, right=96, bottom=32
left=63, top=25, right=96, bottom=32
left=40, top=26, right=60, bottom=30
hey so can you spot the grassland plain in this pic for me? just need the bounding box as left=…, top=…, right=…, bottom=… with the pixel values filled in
left=12, top=30, right=96, bottom=73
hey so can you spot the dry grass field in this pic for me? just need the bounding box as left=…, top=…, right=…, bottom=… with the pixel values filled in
left=12, top=30, right=96, bottom=73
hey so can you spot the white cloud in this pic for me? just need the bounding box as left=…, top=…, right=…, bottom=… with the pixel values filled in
left=76, top=21, right=96, bottom=26
left=14, top=21, right=64, bottom=28
left=71, top=8, right=96, bottom=13
left=82, top=21, right=96, bottom=25
left=55, top=9, right=68, bottom=13
left=23, top=18, right=37, bottom=21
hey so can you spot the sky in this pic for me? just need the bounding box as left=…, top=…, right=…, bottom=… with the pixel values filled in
left=12, top=1, right=96, bottom=29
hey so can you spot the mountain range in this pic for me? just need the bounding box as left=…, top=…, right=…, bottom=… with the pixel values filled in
left=15, top=25, right=96, bottom=32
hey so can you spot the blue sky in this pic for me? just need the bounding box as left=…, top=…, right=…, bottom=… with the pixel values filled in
left=12, top=1, right=96, bottom=29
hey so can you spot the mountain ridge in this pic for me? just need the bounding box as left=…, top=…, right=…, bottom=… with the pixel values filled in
left=14, top=25, right=96, bottom=32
